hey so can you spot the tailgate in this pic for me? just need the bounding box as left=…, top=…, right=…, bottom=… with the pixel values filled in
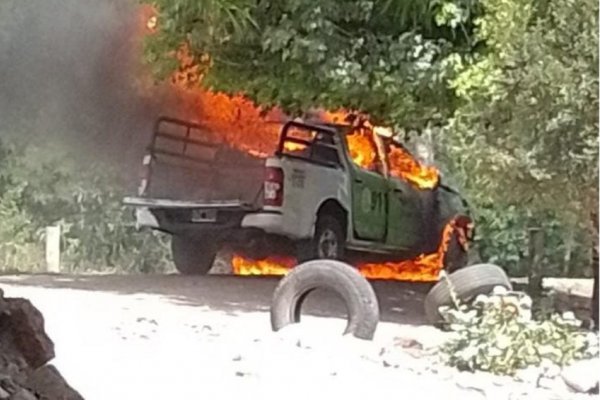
left=139, top=117, right=265, bottom=207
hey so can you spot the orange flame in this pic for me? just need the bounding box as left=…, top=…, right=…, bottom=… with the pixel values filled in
left=388, top=145, right=440, bottom=189
left=316, top=111, right=439, bottom=189
left=346, top=130, right=378, bottom=170
left=231, top=219, right=458, bottom=282
left=232, top=255, right=296, bottom=276
left=357, top=218, right=456, bottom=281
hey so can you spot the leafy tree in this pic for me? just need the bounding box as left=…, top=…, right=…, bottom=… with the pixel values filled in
left=143, top=0, right=478, bottom=125
left=441, top=0, right=598, bottom=224
left=436, top=0, right=598, bottom=278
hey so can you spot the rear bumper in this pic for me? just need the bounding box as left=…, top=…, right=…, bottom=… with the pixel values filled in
left=130, top=202, right=296, bottom=241
left=132, top=207, right=287, bottom=233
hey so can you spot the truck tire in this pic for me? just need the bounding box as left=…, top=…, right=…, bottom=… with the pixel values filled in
left=171, top=235, right=217, bottom=275
left=270, top=260, right=379, bottom=340
left=296, top=214, right=346, bottom=262
left=424, top=263, right=512, bottom=324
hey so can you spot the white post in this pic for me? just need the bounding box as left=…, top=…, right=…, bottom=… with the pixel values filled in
left=45, top=225, right=61, bottom=273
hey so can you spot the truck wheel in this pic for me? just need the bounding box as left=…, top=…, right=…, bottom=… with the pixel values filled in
left=424, top=263, right=512, bottom=324
left=171, top=235, right=217, bottom=275
left=297, top=215, right=345, bottom=262
left=443, top=230, right=469, bottom=273
left=270, top=260, right=379, bottom=340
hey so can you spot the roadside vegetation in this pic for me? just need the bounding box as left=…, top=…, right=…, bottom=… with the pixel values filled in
left=0, top=139, right=172, bottom=273
left=439, top=279, right=598, bottom=375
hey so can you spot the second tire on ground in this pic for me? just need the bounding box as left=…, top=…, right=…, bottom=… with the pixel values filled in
left=424, top=263, right=512, bottom=323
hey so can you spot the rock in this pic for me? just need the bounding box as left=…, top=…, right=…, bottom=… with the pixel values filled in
left=561, top=358, right=600, bottom=394
left=2, top=298, right=55, bottom=369
left=0, top=292, right=82, bottom=399
left=0, top=375, right=19, bottom=395
left=25, top=365, right=84, bottom=400
left=0, top=356, right=27, bottom=380
left=8, top=389, right=37, bottom=400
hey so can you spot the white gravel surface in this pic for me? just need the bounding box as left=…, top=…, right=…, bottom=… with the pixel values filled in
left=0, top=275, right=597, bottom=400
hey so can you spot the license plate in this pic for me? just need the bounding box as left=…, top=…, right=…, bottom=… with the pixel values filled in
left=191, top=209, right=217, bottom=222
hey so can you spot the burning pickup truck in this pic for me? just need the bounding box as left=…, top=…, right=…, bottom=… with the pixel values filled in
left=124, top=115, right=473, bottom=281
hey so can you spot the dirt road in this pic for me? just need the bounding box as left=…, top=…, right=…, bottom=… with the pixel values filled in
left=0, top=274, right=593, bottom=400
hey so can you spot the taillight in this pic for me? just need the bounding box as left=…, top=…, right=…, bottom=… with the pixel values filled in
left=264, top=167, right=284, bottom=206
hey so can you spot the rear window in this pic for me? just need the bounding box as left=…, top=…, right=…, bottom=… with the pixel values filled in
left=279, top=125, right=341, bottom=167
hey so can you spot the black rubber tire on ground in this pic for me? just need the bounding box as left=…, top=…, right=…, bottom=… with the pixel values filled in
left=171, top=235, right=218, bottom=275
left=424, top=263, right=512, bottom=324
left=296, top=214, right=346, bottom=263
left=443, top=230, right=469, bottom=274
left=270, top=260, right=379, bottom=340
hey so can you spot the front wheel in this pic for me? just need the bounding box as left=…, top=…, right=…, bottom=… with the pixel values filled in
left=171, top=235, right=218, bottom=275
left=296, top=215, right=346, bottom=263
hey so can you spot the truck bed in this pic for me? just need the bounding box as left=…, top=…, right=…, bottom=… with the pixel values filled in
left=139, top=117, right=265, bottom=208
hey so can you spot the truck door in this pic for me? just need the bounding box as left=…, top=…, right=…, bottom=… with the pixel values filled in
left=351, top=168, right=387, bottom=241
left=386, top=177, right=423, bottom=249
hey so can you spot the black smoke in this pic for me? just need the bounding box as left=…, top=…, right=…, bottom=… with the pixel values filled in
left=0, top=0, right=168, bottom=185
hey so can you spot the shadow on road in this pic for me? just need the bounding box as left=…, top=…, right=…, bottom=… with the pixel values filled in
left=0, top=273, right=435, bottom=325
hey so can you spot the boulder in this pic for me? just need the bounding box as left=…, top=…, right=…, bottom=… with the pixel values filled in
left=25, top=365, right=84, bottom=400
left=2, top=298, right=55, bottom=369
left=0, top=288, right=84, bottom=399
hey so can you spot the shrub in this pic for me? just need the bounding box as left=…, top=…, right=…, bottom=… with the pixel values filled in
left=439, top=282, right=599, bottom=375
left=0, top=139, right=172, bottom=273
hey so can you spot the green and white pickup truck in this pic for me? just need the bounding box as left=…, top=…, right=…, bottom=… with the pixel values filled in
left=124, top=116, right=473, bottom=275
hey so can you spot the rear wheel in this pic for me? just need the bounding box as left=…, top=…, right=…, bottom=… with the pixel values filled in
left=296, top=215, right=346, bottom=262
left=171, top=235, right=218, bottom=275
